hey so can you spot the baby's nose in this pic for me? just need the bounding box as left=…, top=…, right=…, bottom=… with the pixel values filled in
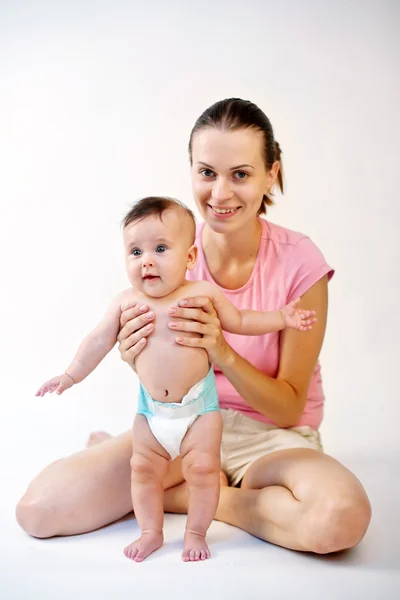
left=142, top=254, right=155, bottom=268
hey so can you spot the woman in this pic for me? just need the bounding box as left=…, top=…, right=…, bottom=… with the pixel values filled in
left=16, top=98, right=371, bottom=553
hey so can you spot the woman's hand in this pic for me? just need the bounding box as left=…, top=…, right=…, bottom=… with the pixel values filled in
left=117, top=304, right=155, bottom=368
left=168, top=296, right=234, bottom=367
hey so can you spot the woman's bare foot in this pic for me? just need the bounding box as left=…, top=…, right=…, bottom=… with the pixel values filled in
left=123, top=530, right=164, bottom=562
left=86, top=431, right=112, bottom=448
left=182, top=529, right=210, bottom=562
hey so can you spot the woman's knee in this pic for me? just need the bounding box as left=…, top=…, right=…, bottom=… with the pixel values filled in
left=16, top=492, right=58, bottom=539
left=300, top=484, right=372, bottom=554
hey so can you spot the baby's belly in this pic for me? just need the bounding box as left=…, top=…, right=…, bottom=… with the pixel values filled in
left=135, top=340, right=210, bottom=403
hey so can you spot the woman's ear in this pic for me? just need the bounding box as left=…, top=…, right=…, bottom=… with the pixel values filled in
left=186, top=244, right=198, bottom=270
left=265, top=160, right=280, bottom=193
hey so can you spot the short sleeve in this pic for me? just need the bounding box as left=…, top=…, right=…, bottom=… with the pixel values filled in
left=286, top=237, right=334, bottom=302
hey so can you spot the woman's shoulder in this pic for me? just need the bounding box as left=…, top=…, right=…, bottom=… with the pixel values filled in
left=260, top=218, right=310, bottom=248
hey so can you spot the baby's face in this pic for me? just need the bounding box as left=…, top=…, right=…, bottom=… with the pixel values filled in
left=123, top=209, right=196, bottom=298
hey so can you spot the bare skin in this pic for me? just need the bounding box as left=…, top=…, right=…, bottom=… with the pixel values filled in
left=33, top=208, right=315, bottom=562
left=123, top=411, right=222, bottom=562
left=17, top=125, right=371, bottom=556
left=16, top=288, right=371, bottom=554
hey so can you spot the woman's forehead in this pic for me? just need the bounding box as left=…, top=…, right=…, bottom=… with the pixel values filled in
left=191, top=128, right=264, bottom=167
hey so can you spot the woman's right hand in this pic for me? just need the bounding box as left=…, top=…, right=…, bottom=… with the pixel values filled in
left=117, top=304, right=155, bottom=368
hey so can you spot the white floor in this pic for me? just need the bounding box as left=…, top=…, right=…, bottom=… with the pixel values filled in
left=1, top=451, right=399, bottom=599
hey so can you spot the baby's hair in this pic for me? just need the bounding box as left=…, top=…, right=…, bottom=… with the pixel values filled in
left=122, top=196, right=196, bottom=243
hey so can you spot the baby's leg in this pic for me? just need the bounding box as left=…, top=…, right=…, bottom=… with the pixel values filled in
left=124, top=415, right=170, bottom=562
left=180, top=411, right=223, bottom=562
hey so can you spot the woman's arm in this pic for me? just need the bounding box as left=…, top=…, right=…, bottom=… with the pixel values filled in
left=169, top=276, right=328, bottom=428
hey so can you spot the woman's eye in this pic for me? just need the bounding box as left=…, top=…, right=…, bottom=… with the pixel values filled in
left=156, top=245, right=167, bottom=253
left=234, top=171, right=248, bottom=180
left=200, top=169, right=215, bottom=178
left=132, top=248, right=141, bottom=256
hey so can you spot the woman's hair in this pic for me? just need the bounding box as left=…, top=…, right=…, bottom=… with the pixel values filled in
left=188, top=98, right=284, bottom=215
left=122, top=196, right=196, bottom=243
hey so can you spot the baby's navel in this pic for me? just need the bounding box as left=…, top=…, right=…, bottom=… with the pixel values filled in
left=165, top=390, right=168, bottom=397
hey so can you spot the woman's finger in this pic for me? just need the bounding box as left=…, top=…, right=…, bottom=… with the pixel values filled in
left=168, top=306, right=215, bottom=324
left=120, top=337, right=147, bottom=364
left=175, top=335, right=207, bottom=348
left=117, top=311, right=154, bottom=341
left=118, top=322, right=154, bottom=351
left=168, top=320, right=208, bottom=335
left=120, top=304, right=149, bottom=328
left=178, top=296, right=216, bottom=314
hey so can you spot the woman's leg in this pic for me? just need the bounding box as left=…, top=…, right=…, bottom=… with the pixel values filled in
left=164, top=448, right=372, bottom=554
left=16, top=430, right=184, bottom=538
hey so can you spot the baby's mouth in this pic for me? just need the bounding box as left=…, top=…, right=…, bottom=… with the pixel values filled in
left=143, top=275, right=160, bottom=281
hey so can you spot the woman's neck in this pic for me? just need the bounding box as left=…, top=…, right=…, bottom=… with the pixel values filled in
left=201, top=218, right=262, bottom=289
left=202, top=218, right=262, bottom=264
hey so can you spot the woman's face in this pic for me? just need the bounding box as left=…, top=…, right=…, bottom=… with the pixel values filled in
left=191, top=127, right=278, bottom=234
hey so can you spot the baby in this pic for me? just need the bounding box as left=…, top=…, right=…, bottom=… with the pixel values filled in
left=36, top=197, right=317, bottom=563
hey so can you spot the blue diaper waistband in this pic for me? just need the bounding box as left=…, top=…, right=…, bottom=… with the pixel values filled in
left=137, top=367, right=219, bottom=420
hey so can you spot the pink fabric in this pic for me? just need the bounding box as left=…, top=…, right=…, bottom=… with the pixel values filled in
left=186, top=218, right=334, bottom=428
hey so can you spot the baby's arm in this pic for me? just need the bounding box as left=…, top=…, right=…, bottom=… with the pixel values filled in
left=35, top=293, right=124, bottom=396
left=196, top=282, right=316, bottom=335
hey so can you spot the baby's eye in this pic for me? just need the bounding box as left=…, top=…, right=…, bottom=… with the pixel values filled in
left=131, top=248, right=142, bottom=256
left=200, top=168, right=215, bottom=178
left=234, top=171, right=248, bottom=180
left=156, top=245, right=167, bottom=253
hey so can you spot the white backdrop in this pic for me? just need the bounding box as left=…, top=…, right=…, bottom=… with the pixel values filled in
left=1, top=0, right=399, bottom=488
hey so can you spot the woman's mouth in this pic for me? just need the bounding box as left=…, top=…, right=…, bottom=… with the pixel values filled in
left=208, top=205, right=240, bottom=218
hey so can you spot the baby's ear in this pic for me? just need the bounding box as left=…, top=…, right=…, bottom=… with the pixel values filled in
left=187, top=244, right=198, bottom=270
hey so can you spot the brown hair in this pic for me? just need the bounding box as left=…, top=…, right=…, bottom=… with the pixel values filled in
left=122, top=196, right=196, bottom=243
left=189, top=98, right=283, bottom=215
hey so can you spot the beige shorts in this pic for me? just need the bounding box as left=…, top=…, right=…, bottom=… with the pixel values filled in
left=221, top=408, right=323, bottom=487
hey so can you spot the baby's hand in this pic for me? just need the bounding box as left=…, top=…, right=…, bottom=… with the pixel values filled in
left=280, top=299, right=317, bottom=332
left=35, top=373, right=75, bottom=397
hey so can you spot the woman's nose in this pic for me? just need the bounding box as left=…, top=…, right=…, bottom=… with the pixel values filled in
left=211, top=177, right=233, bottom=201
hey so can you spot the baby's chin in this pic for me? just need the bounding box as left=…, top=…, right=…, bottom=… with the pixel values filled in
left=135, top=279, right=171, bottom=299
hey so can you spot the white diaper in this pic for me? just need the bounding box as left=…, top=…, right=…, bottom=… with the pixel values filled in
left=136, top=367, right=219, bottom=459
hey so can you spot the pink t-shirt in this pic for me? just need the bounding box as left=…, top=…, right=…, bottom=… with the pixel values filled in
left=186, top=218, right=334, bottom=429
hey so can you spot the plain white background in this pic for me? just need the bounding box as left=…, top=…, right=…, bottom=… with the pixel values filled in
left=0, top=1, right=399, bottom=598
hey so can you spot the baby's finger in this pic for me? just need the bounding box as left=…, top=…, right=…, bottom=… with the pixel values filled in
left=302, top=317, right=317, bottom=325
left=45, top=382, right=59, bottom=394
left=300, top=310, right=316, bottom=318
left=289, top=298, right=301, bottom=308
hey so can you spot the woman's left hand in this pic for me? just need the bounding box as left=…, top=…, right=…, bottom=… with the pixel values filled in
left=168, top=296, right=234, bottom=367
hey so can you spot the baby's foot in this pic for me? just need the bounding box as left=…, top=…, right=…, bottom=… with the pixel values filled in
left=124, top=530, right=164, bottom=562
left=182, top=529, right=210, bottom=562
left=86, top=431, right=112, bottom=448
